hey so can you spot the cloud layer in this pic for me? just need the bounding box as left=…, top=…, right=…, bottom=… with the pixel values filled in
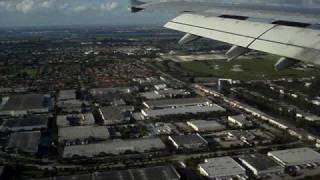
left=0, top=0, right=319, bottom=27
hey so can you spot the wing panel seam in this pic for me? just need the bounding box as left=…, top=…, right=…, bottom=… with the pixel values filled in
left=169, top=20, right=320, bottom=52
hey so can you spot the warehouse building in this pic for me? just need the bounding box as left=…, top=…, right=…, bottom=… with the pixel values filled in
left=57, top=90, right=76, bottom=101
left=198, top=156, right=246, bottom=179
left=140, top=89, right=190, bottom=100
left=99, top=106, right=132, bottom=125
left=56, top=99, right=85, bottom=113
left=62, top=138, right=165, bottom=158
left=187, top=120, right=226, bottom=132
left=168, top=134, right=208, bottom=150
left=56, top=113, right=95, bottom=127
left=143, top=97, right=211, bottom=109
left=239, top=154, right=284, bottom=177
left=1, top=115, right=48, bottom=132
left=228, top=114, right=253, bottom=127
left=30, top=165, right=180, bottom=180
left=7, top=131, right=41, bottom=154
left=141, top=104, right=226, bottom=119
left=268, top=148, right=320, bottom=166
left=0, top=94, right=52, bottom=116
left=58, top=126, right=109, bottom=145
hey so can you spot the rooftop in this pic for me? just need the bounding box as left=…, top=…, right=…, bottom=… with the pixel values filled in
left=58, top=90, right=76, bottom=101
left=169, top=134, right=207, bottom=146
left=99, top=106, right=131, bottom=124
left=1, top=94, right=50, bottom=111
left=58, top=126, right=109, bottom=142
left=144, top=97, right=210, bottom=109
left=240, top=154, right=282, bottom=172
left=30, top=166, right=180, bottom=180
left=1, top=115, right=48, bottom=131
left=187, top=120, right=225, bottom=132
left=268, top=148, right=320, bottom=166
left=199, top=156, right=246, bottom=178
left=142, top=104, right=225, bottom=118
left=56, top=113, right=95, bottom=127
left=7, top=131, right=41, bottom=153
left=63, top=138, right=165, bottom=158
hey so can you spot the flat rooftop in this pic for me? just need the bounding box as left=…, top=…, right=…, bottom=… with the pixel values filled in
left=1, top=94, right=50, bottom=111
left=187, top=120, right=225, bottom=131
left=1, top=115, right=48, bottom=131
left=99, top=106, right=131, bottom=125
left=142, top=104, right=225, bottom=118
left=58, top=126, right=109, bottom=142
left=199, top=156, right=246, bottom=178
left=7, top=131, right=41, bottom=153
left=63, top=138, right=165, bottom=158
left=57, top=113, right=95, bottom=127
left=144, top=97, right=210, bottom=109
left=268, top=147, right=320, bottom=166
left=170, top=134, right=207, bottom=146
left=58, top=90, right=76, bottom=101
left=30, top=166, right=180, bottom=180
left=240, top=154, right=282, bottom=172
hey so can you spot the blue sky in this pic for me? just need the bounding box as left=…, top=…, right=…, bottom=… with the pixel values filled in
left=0, top=0, right=319, bottom=27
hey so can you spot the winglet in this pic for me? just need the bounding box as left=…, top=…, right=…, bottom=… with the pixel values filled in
left=130, top=0, right=146, bottom=13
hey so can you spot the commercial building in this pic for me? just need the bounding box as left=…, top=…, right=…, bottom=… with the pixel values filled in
left=143, top=97, right=211, bottom=109
left=140, top=89, right=190, bottom=100
left=30, top=165, right=180, bottom=180
left=198, top=156, right=246, bottom=179
left=7, top=131, right=41, bottom=154
left=56, top=113, right=95, bottom=127
left=149, top=122, right=176, bottom=135
left=168, top=134, right=208, bottom=150
left=0, top=94, right=52, bottom=116
left=62, top=138, right=165, bottom=158
left=99, top=106, right=132, bottom=125
left=90, top=87, right=134, bottom=96
left=1, top=115, right=48, bottom=132
left=58, top=126, right=109, bottom=145
left=187, top=120, right=226, bottom=132
left=57, top=90, right=76, bottom=101
left=239, top=154, right=284, bottom=176
left=141, top=104, right=226, bottom=119
left=56, top=99, right=84, bottom=113
left=228, top=114, right=252, bottom=127
left=268, top=148, right=320, bottom=166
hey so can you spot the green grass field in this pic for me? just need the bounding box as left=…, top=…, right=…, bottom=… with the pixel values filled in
left=158, top=55, right=320, bottom=81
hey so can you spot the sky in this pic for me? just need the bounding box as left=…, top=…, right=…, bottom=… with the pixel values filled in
left=0, top=0, right=319, bottom=27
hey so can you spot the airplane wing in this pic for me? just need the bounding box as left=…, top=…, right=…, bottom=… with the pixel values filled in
left=130, top=0, right=320, bottom=70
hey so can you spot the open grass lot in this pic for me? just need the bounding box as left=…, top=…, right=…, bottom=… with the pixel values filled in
left=156, top=55, right=320, bottom=81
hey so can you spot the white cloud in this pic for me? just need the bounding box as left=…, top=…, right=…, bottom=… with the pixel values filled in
left=39, top=0, right=56, bottom=8
left=15, top=0, right=34, bottom=13
left=73, top=5, right=87, bottom=12
left=100, top=1, right=118, bottom=11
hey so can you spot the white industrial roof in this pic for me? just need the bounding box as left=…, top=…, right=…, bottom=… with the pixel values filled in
left=199, top=156, right=246, bottom=178
left=268, top=148, right=320, bottom=166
